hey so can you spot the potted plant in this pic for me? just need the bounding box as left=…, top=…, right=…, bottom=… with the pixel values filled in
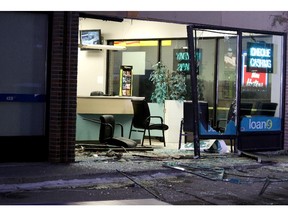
left=149, top=62, right=187, bottom=104
left=149, top=62, right=187, bottom=143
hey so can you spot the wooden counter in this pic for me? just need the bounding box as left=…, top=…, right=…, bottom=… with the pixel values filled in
left=77, top=96, right=144, bottom=114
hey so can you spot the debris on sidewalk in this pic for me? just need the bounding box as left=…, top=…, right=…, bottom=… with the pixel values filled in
left=163, top=161, right=225, bottom=181
left=116, top=169, right=163, bottom=201
left=259, top=177, right=271, bottom=196
left=131, top=152, right=195, bottom=160
left=237, top=150, right=281, bottom=164
left=238, top=150, right=263, bottom=163
left=76, top=143, right=154, bottom=152
left=180, top=139, right=229, bottom=154
left=105, top=149, right=123, bottom=159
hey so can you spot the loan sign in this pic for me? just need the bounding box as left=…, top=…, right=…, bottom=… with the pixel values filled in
left=240, top=116, right=281, bottom=132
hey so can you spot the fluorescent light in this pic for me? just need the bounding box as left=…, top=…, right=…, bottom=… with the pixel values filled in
left=79, top=44, right=126, bottom=51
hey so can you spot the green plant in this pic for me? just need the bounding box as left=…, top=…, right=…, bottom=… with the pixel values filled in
left=149, top=62, right=186, bottom=104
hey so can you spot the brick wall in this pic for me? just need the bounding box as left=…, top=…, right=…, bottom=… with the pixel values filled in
left=284, top=35, right=288, bottom=150
left=49, top=12, right=79, bottom=163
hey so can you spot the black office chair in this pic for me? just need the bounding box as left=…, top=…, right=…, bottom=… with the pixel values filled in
left=90, top=91, right=104, bottom=96
left=178, top=101, right=209, bottom=149
left=240, top=102, right=254, bottom=116
left=83, top=115, right=137, bottom=148
left=216, top=101, right=253, bottom=132
left=254, top=102, right=278, bottom=116
left=129, top=98, right=169, bottom=147
left=215, top=101, right=236, bottom=133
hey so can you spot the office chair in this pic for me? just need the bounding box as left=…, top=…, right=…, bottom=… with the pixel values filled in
left=129, top=98, right=169, bottom=147
left=83, top=115, right=137, bottom=148
left=239, top=102, right=253, bottom=116
left=254, top=102, right=278, bottom=116
left=214, top=101, right=253, bottom=153
left=90, top=91, right=104, bottom=96
left=216, top=101, right=253, bottom=132
left=178, top=101, right=209, bottom=149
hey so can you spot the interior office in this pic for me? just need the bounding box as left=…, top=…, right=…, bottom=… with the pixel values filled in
left=76, top=17, right=189, bottom=144
left=76, top=16, right=286, bottom=151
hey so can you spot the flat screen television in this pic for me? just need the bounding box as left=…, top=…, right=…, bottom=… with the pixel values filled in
left=80, top=29, right=102, bottom=46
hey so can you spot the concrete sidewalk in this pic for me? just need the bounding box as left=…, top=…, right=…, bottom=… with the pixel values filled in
left=0, top=146, right=190, bottom=193
left=1, top=147, right=288, bottom=205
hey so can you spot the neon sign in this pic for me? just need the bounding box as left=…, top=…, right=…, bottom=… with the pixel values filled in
left=173, top=48, right=201, bottom=74
left=246, top=42, right=273, bottom=73
left=174, top=49, right=190, bottom=72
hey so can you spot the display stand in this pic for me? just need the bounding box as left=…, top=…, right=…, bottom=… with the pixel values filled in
left=119, top=65, right=133, bottom=96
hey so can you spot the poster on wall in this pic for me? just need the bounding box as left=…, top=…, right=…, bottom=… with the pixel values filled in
left=122, top=52, right=145, bottom=75
left=224, top=47, right=236, bottom=71
left=242, top=52, right=268, bottom=89
left=119, top=65, right=133, bottom=96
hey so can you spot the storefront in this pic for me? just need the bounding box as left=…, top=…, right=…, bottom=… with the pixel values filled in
left=186, top=24, right=286, bottom=157
left=77, top=16, right=287, bottom=155
left=1, top=11, right=286, bottom=163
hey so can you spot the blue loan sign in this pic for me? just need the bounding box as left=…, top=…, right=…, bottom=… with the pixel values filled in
left=240, top=116, right=281, bottom=132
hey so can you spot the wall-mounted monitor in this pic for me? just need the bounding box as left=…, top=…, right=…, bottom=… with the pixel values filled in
left=80, top=29, right=102, bottom=46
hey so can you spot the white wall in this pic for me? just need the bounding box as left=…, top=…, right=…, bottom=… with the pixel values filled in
left=77, top=18, right=187, bottom=96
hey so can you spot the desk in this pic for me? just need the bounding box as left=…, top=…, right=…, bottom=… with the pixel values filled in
left=76, top=96, right=145, bottom=141
left=77, top=96, right=144, bottom=114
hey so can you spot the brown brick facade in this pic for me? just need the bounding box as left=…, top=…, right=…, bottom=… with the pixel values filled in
left=284, top=35, right=288, bottom=150
left=48, top=12, right=79, bottom=163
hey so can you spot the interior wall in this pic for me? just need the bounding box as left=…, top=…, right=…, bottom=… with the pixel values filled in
left=77, top=11, right=286, bottom=96
left=77, top=18, right=186, bottom=96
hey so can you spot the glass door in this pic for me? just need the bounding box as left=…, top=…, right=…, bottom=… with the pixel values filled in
left=192, top=28, right=238, bottom=136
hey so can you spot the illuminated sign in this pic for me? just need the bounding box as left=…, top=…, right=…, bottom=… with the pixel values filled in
left=242, top=52, right=268, bottom=88
left=246, top=42, right=273, bottom=73
left=173, top=49, right=190, bottom=72
left=173, top=48, right=201, bottom=73
left=240, top=116, right=281, bottom=131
